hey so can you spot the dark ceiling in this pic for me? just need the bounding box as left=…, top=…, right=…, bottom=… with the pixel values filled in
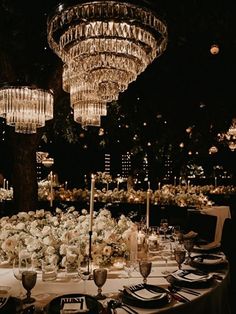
left=0, top=0, right=236, bottom=158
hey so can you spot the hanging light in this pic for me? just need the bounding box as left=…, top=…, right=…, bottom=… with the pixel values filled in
left=210, top=44, right=220, bottom=55
left=218, top=118, right=236, bottom=151
left=209, top=146, right=218, bottom=154
left=0, top=86, right=53, bottom=134
left=47, top=0, right=167, bottom=126
left=42, top=157, right=54, bottom=167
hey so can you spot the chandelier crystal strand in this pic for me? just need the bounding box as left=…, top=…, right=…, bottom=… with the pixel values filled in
left=47, top=0, right=167, bottom=126
left=0, top=86, right=53, bottom=134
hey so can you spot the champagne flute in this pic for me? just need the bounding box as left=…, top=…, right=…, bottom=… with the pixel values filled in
left=174, top=248, right=186, bottom=270
left=93, top=268, right=107, bottom=300
left=139, top=261, right=152, bottom=284
left=22, top=270, right=37, bottom=304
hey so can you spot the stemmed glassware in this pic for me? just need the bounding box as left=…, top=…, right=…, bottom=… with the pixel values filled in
left=160, top=243, right=172, bottom=275
left=160, top=219, right=169, bottom=239
left=12, top=251, right=32, bottom=299
left=12, top=258, right=24, bottom=298
left=93, top=268, right=107, bottom=300
left=22, top=270, right=37, bottom=304
left=78, top=256, right=92, bottom=293
left=174, top=248, right=186, bottom=270
left=183, top=239, right=195, bottom=264
left=172, top=225, right=181, bottom=243
left=139, top=260, right=152, bottom=284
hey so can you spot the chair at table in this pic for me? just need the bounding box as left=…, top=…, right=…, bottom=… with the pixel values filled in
left=186, top=211, right=217, bottom=244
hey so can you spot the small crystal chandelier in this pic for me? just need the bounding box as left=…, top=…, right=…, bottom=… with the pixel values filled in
left=0, top=86, right=53, bottom=134
left=218, top=118, right=236, bottom=151
left=47, top=0, right=167, bottom=127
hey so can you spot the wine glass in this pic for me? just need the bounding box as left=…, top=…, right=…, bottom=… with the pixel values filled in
left=21, top=270, right=37, bottom=304
left=78, top=256, right=92, bottom=293
left=183, top=239, right=195, bottom=264
left=139, top=260, right=152, bottom=284
left=172, top=225, right=181, bottom=243
left=93, top=268, right=107, bottom=300
left=174, top=248, right=186, bottom=270
left=160, top=243, right=172, bottom=275
left=12, top=258, right=24, bottom=298
left=160, top=219, right=168, bottom=239
left=123, top=257, right=135, bottom=278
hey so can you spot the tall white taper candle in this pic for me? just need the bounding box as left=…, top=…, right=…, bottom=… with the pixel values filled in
left=146, top=182, right=150, bottom=229
left=50, top=171, right=53, bottom=207
left=89, top=174, right=95, bottom=232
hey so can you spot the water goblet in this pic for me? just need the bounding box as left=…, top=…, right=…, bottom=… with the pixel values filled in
left=93, top=268, right=107, bottom=300
left=174, top=248, right=186, bottom=270
left=139, top=260, right=152, bottom=284
left=183, top=239, right=195, bottom=264
left=22, top=270, right=37, bottom=304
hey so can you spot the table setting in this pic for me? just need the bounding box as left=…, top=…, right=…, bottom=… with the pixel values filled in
left=0, top=237, right=229, bottom=314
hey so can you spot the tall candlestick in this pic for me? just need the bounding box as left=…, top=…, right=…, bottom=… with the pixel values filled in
left=6, top=180, right=9, bottom=190
left=146, top=188, right=150, bottom=229
left=214, top=176, right=217, bottom=187
left=148, top=181, right=150, bottom=190
left=3, top=178, right=6, bottom=189
left=158, top=182, right=161, bottom=190
left=65, top=181, right=68, bottom=190
left=187, top=180, right=190, bottom=190
left=50, top=171, right=53, bottom=207
left=89, top=174, right=95, bottom=232
left=129, top=225, right=138, bottom=262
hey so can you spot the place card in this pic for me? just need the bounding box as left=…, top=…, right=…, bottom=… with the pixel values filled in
left=60, top=296, right=88, bottom=313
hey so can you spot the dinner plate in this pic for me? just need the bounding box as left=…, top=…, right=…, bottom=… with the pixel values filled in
left=166, top=270, right=213, bottom=288
left=191, top=254, right=227, bottom=266
left=121, top=284, right=171, bottom=308
left=45, top=294, right=103, bottom=314
left=193, top=243, right=221, bottom=253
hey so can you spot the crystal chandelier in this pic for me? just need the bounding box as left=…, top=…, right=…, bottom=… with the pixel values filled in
left=47, top=0, right=167, bottom=126
left=217, top=118, right=236, bottom=151
left=0, top=86, right=53, bottom=134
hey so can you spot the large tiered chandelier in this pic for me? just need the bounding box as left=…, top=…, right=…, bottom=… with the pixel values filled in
left=47, top=0, right=168, bottom=127
left=0, top=86, right=53, bottom=134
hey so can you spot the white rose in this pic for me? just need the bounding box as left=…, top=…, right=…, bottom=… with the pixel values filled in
left=42, top=226, right=51, bottom=236
left=16, top=222, right=25, bottom=230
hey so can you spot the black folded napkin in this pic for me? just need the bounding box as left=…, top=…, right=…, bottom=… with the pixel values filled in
left=121, top=284, right=170, bottom=309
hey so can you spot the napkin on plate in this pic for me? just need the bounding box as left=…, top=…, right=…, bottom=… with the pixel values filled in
left=124, top=284, right=165, bottom=301
left=194, top=255, right=225, bottom=265
left=172, top=270, right=209, bottom=282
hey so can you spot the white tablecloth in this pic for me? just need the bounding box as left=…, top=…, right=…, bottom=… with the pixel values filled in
left=201, top=206, right=231, bottom=245
left=0, top=259, right=231, bottom=314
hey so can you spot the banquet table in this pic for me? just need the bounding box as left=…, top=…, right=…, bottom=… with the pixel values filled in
left=0, top=257, right=231, bottom=314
